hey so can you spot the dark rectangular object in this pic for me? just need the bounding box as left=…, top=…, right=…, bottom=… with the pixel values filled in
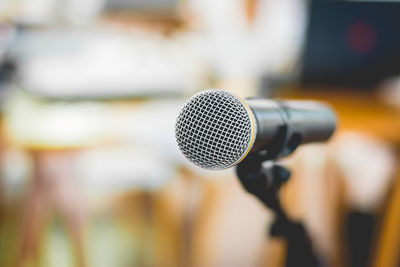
left=301, top=0, right=400, bottom=89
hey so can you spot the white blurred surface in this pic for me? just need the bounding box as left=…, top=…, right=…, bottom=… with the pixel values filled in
left=13, top=29, right=202, bottom=98
left=333, top=132, right=396, bottom=211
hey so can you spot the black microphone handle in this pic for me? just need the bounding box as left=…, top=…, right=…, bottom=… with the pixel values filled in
left=246, top=98, right=336, bottom=156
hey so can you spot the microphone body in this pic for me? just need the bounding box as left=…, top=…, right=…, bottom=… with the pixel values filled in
left=247, top=98, right=336, bottom=154
left=175, top=90, right=336, bottom=170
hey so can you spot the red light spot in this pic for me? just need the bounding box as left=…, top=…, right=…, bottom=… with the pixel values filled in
left=346, top=21, right=378, bottom=53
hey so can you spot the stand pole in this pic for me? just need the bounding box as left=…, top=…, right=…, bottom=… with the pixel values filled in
left=236, top=153, right=319, bottom=267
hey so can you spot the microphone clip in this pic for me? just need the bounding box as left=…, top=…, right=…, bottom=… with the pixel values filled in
left=236, top=153, right=290, bottom=220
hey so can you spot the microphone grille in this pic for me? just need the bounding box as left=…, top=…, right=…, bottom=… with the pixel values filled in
left=175, top=89, right=255, bottom=170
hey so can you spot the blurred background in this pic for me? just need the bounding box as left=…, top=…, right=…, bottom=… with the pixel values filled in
left=0, top=0, right=400, bottom=266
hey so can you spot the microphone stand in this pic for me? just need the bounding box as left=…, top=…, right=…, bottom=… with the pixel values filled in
left=236, top=153, right=319, bottom=267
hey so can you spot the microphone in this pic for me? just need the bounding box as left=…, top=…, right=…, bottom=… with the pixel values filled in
left=175, top=89, right=336, bottom=170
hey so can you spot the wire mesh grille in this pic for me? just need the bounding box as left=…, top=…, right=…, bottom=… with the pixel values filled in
left=175, top=89, right=254, bottom=170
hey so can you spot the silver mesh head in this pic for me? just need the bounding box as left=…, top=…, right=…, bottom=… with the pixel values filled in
left=175, top=89, right=256, bottom=170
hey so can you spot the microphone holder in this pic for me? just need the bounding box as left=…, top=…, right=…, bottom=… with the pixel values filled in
left=236, top=153, right=318, bottom=267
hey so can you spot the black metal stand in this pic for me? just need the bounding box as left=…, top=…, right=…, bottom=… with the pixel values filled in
left=236, top=153, right=319, bottom=267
